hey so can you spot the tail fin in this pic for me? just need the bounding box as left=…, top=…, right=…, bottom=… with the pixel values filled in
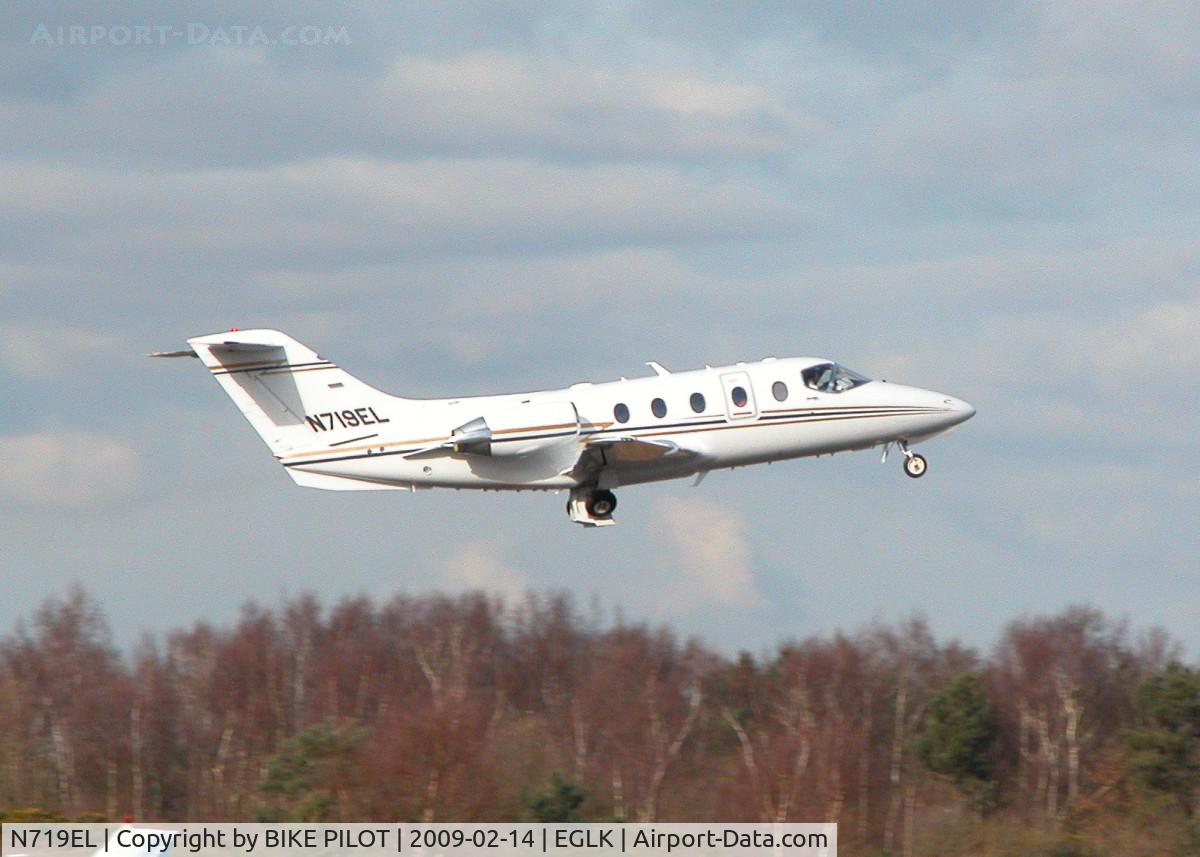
left=181, top=329, right=401, bottom=457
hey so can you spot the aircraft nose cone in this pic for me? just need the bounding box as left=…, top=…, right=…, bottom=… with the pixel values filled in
left=945, top=396, right=976, bottom=425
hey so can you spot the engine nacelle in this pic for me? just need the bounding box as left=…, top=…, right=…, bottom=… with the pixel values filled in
left=450, top=401, right=579, bottom=458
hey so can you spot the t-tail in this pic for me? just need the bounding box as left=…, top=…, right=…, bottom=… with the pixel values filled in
left=151, top=329, right=406, bottom=490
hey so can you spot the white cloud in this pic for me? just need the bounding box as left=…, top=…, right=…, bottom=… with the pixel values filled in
left=0, top=431, right=140, bottom=510
left=440, top=537, right=531, bottom=599
left=639, top=75, right=775, bottom=118
left=1091, top=299, right=1200, bottom=379
left=866, top=295, right=1200, bottom=447
left=0, top=323, right=126, bottom=379
left=649, top=495, right=764, bottom=612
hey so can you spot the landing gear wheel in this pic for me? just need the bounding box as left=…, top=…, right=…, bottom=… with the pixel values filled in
left=903, top=453, right=927, bottom=479
left=587, top=489, right=617, bottom=518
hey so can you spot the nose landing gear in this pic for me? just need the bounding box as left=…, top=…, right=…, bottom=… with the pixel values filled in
left=883, top=441, right=928, bottom=478
left=903, top=452, right=927, bottom=478
left=567, top=485, right=618, bottom=527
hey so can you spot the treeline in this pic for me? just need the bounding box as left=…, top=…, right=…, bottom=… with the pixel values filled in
left=1, top=588, right=1198, bottom=856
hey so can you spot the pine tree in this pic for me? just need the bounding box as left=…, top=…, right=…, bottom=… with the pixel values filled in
left=1126, top=662, right=1200, bottom=817
left=915, top=673, right=999, bottom=811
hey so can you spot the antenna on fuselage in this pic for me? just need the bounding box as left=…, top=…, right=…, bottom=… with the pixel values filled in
left=646, top=361, right=670, bottom=376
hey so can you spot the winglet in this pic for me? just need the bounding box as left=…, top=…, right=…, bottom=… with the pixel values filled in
left=646, top=361, right=670, bottom=376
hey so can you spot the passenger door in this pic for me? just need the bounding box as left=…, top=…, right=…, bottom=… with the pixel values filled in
left=720, top=371, right=757, bottom=421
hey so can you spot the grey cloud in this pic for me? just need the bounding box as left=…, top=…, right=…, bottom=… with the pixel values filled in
left=2, top=1, right=1199, bottom=659
left=0, top=158, right=800, bottom=276
left=866, top=295, right=1200, bottom=451
left=767, top=4, right=1200, bottom=222
left=0, top=50, right=808, bottom=169
left=0, top=322, right=126, bottom=378
left=629, top=1, right=1023, bottom=62
left=1027, top=0, right=1200, bottom=104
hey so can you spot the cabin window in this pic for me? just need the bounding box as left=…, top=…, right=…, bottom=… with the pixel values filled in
left=772, top=381, right=788, bottom=401
left=651, top=397, right=668, bottom=418
left=802, top=362, right=870, bottom=393
left=690, top=392, right=706, bottom=413
left=614, top=402, right=630, bottom=424
left=731, top=386, right=748, bottom=407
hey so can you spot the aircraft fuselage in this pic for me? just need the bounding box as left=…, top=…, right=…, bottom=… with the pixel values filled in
left=162, top=331, right=976, bottom=526
left=279, top=357, right=974, bottom=490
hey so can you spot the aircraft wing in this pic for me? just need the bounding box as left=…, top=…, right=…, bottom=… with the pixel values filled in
left=569, top=434, right=704, bottom=479
left=587, top=436, right=684, bottom=461
left=403, top=439, right=458, bottom=459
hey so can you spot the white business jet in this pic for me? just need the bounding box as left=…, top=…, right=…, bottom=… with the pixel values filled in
left=153, top=329, right=974, bottom=526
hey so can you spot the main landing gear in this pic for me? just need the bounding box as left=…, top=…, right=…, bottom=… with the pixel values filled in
left=883, top=441, right=928, bottom=479
left=567, top=485, right=618, bottom=527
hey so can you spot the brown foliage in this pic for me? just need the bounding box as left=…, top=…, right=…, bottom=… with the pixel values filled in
left=0, top=589, right=1194, bottom=855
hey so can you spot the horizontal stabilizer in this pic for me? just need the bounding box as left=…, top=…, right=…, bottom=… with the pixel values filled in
left=149, top=341, right=282, bottom=358
left=208, top=341, right=284, bottom=353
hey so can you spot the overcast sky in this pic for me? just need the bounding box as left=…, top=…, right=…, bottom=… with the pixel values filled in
left=2, top=1, right=1197, bottom=657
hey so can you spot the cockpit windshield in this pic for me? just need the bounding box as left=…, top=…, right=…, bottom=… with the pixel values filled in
left=802, top=362, right=871, bottom=393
